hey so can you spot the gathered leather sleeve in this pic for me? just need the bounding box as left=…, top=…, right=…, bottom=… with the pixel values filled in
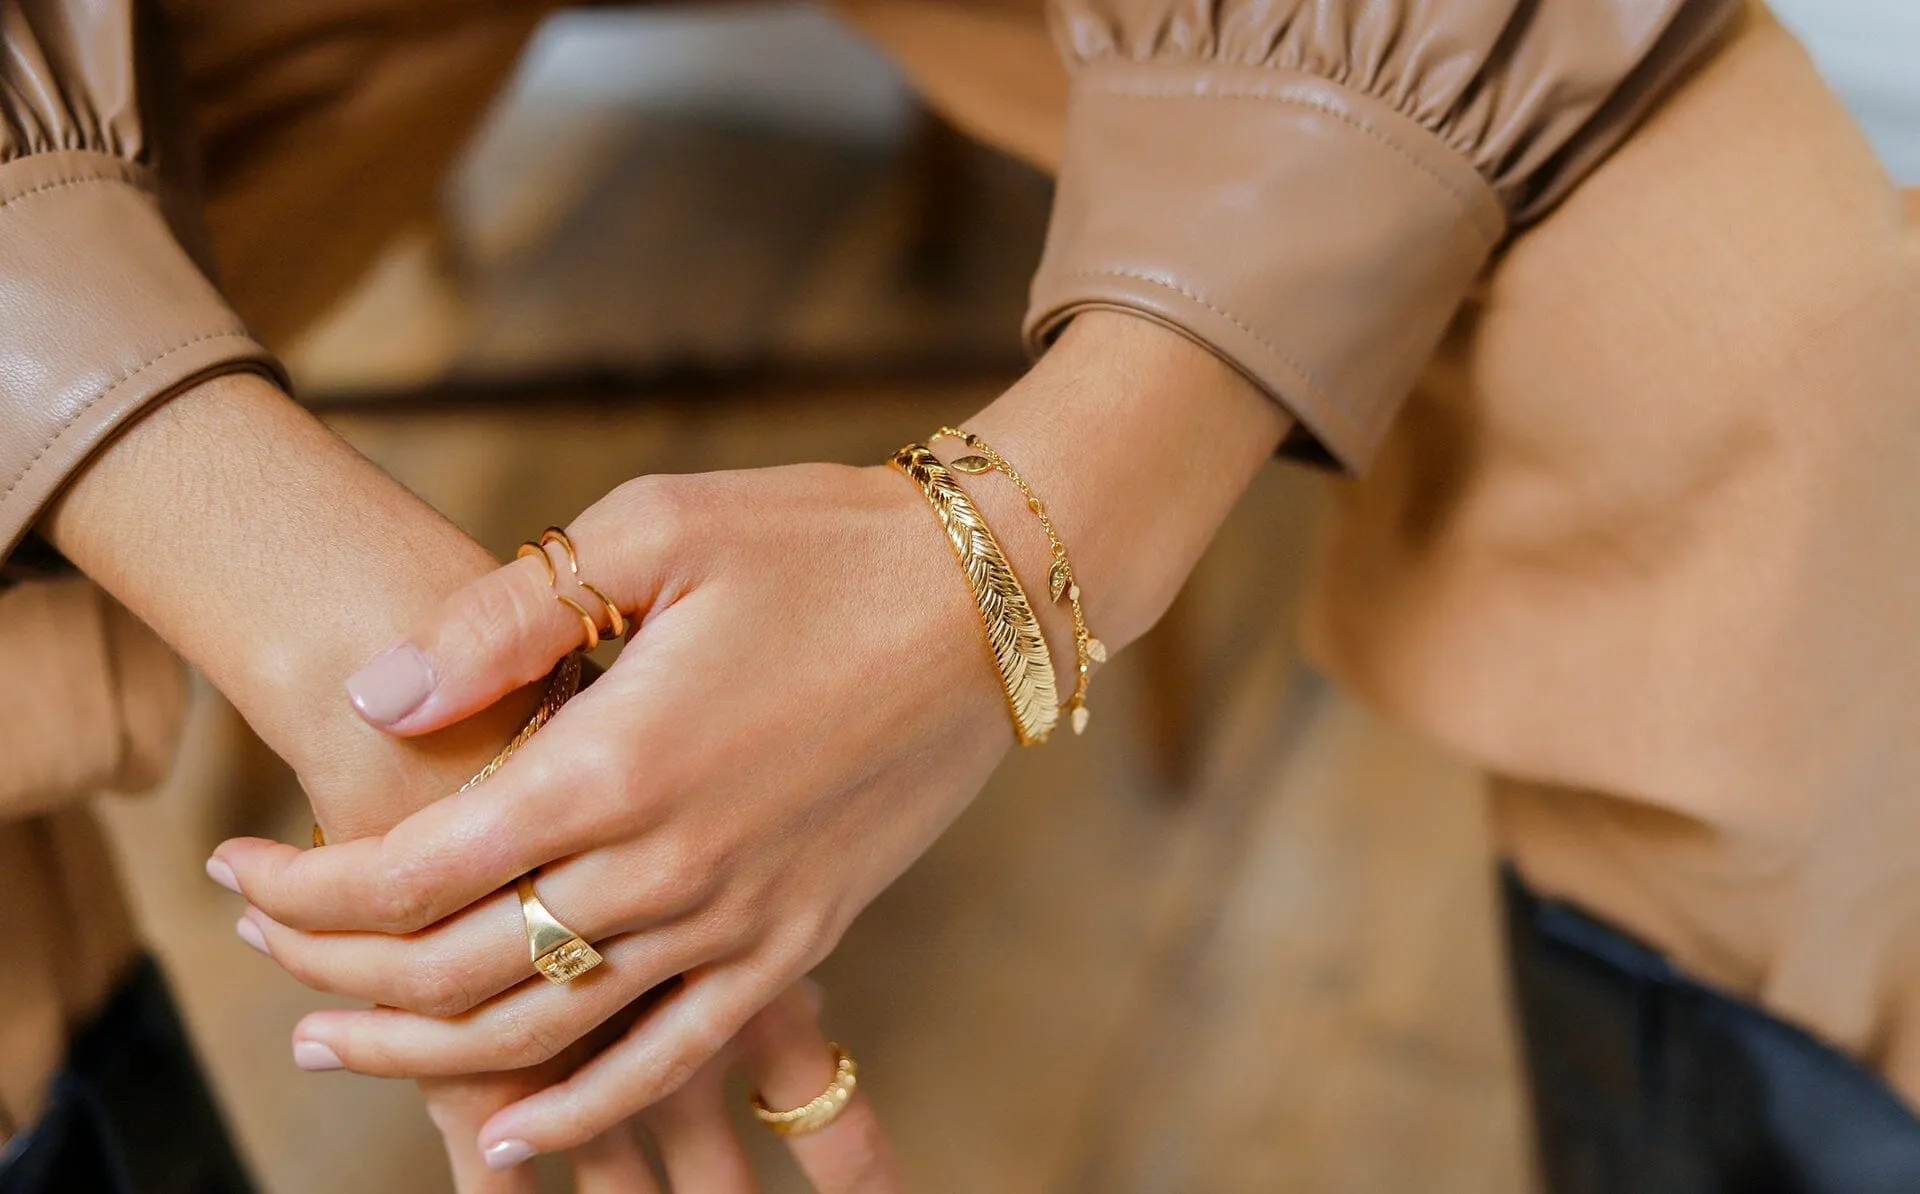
left=1027, top=0, right=1740, bottom=470
left=0, top=1, right=287, bottom=565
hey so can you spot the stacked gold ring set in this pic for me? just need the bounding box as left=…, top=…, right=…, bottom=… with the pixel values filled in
left=891, top=428, right=1104, bottom=745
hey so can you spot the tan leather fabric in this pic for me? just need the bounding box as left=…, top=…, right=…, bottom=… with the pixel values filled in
left=0, top=3, right=287, bottom=565
left=173, top=0, right=554, bottom=347
left=0, top=577, right=189, bottom=819
left=0, top=809, right=143, bottom=1132
left=1027, top=0, right=1739, bottom=470
left=0, top=577, right=184, bottom=1132
left=835, top=1, right=1067, bottom=172
left=1305, top=6, right=1920, bottom=1106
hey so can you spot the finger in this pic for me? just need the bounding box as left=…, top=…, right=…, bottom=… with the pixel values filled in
left=422, top=1079, right=541, bottom=1194
left=477, top=965, right=770, bottom=1163
left=739, top=984, right=899, bottom=1193
left=645, top=1060, right=757, bottom=1194
left=570, top=1121, right=663, bottom=1194
left=286, top=927, right=720, bottom=1077
left=237, top=839, right=708, bottom=1015
left=211, top=678, right=657, bottom=933
left=345, top=495, right=676, bottom=735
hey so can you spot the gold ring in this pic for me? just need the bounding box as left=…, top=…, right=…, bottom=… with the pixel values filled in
left=518, top=527, right=628, bottom=651
left=517, top=873, right=603, bottom=984
left=751, top=1044, right=858, bottom=1136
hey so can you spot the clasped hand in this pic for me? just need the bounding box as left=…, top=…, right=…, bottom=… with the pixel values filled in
left=210, top=461, right=1011, bottom=1170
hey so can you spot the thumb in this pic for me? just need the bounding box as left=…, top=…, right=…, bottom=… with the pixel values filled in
left=344, top=522, right=647, bottom=735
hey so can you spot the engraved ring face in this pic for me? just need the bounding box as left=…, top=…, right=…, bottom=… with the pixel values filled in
left=534, top=936, right=604, bottom=984
left=518, top=874, right=604, bottom=985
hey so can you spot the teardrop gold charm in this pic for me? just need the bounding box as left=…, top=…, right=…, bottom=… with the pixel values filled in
left=951, top=455, right=994, bottom=475
left=1086, top=637, right=1108, bottom=663
left=1071, top=705, right=1090, bottom=735
left=1049, top=560, right=1070, bottom=602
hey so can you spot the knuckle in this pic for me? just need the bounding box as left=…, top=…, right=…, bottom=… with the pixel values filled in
left=643, top=836, right=718, bottom=918
left=617, top=473, right=708, bottom=559
left=654, top=1050, right=706, bottom=1103
left=799, top=906, right=846, bottom=961
left=497, top=1007, right=569, bottom=1069
left=371, top=856, right=436, bottom=933
left=460, top=574, right=545, bottom=657
left=398, top=955, right=478, bottom=1018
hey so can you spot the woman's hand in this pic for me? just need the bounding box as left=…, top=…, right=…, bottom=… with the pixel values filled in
left=417, top=980, right=896, bottom=1191
left=208, top=312, right=1290, bottom=1164
left=215, top=458, right=1012, bottom=1160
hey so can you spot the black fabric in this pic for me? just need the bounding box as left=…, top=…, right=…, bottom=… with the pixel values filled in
left=1504, top=869, right=1920, bottom=1193
left=0, top=957, right=255, bottom=1194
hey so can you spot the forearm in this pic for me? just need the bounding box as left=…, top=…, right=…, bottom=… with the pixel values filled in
left=951, top=311, right=1291, bottom=665
left=42, top=372, right=536, bottom=839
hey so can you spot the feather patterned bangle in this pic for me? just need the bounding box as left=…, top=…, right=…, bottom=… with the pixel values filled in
left=933, top=427, right=1104, bottom=736
left=891, top=443, right=1060, bottom=745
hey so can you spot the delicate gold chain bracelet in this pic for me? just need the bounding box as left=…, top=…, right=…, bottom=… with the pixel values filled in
left=312, top=652, right=583, bottom=848
left=933, top=428, right=1105, bottom=735
left=458, top=651, right=583, bottom=792
left=891, top=443, right=1060, bottom=745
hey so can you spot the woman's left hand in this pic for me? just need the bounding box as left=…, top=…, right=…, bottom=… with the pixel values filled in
left=421, top=979, right=898, bottom=1189
left=210, top=459, right=1015, bottom=1163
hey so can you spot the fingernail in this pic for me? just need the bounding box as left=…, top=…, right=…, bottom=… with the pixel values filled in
left=482, top=1139, right=535, bottom=1171
left=205, top=857, right=241, bottom=894
left=345, top=643, right=434, bottom=727
left=293, top=1040, right=343, bottom=1071
left=234, top=915, right=269, bottom=955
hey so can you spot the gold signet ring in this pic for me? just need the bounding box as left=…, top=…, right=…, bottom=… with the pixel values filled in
left=517, top=874, right=603, bottom=984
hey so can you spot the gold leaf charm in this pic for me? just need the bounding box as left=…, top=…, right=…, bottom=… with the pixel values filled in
left=1049, top=560, right=1071, bottom=602
left=1086, top=637, right=1108, bottom=663
left=1071, top=705, right=1090, bottom=735
left=951, top=455, right=994, bottom=475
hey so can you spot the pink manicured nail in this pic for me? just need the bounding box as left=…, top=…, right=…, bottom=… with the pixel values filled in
left=234, top=916, right=269, bottom=955
left=293, top=1040, right=343, bottom=1071
left=345, top=643, right=433, bottom=727
left=483, top=1140, right=535, bottom=1171
left=205, top=857, right=240, bottom=894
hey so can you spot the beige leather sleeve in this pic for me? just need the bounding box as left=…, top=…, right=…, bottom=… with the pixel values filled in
left=0, top=2, right=287, bottom=565
left=1029, top=0, right=1740, bottom=470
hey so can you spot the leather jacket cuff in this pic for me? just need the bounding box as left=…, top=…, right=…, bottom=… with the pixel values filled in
left=0, top=151, right=287, bottom=562
left=1023, top=64, right=1504, bottom=473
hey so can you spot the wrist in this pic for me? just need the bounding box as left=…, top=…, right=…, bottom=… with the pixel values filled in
left=948, top=311, right=1288, bottom=663
left=43, top=371, right=539, bottom=838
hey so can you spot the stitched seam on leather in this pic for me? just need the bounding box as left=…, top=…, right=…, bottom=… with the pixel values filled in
left=0, top=170, right=146, bottom=217
left=1059, top=267, right=1365, bottom=444
left=1, top=331, right=257, bottom=503
left=1083, top=84, right=1503, bottom=246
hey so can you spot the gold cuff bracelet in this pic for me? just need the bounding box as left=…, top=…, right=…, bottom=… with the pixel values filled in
left=891, top=443, right=1059, bottom=745
left=933, top=428, right=1104, bottom=735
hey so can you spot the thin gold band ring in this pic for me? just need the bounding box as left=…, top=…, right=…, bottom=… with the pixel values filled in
left=518, top=527, right=627, bottom=650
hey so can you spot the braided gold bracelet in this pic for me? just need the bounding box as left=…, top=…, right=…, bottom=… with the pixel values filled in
left=312, top=652, right=583, bottom=847
left=933, top=427, right=1104, bottom=735
left=891, top=443, right=1060, bottom=744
